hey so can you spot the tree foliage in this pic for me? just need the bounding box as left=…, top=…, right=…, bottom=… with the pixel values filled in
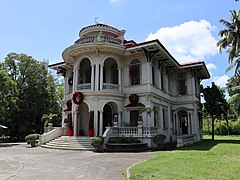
left=202, top=82, right=229, bottom=140
left=227, top=76, right=240, bottom=118
left=217, top=9, right=240, bottom=75
left=0, top=53, right=62, bottom=140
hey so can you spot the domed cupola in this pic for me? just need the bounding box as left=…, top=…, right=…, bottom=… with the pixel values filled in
left=75, top=23, right=126, bottom=45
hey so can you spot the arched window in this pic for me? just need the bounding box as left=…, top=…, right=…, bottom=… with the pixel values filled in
left=79, top=58, right=91, bottom=84
left=103, top=58, right=118, bottom=84
left=129, top=59, right=140, bottom=85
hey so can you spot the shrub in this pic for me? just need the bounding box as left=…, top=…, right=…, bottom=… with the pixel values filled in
left=25, top=134, right=39, bottom=147
left=153, top=134, right=166, bottom=145
left=214, top=121, right=229, bottom=135
left=232, top=120, right=240, bottom=135
left=91, top=136, right=104, bottom=146
left=203, top=118, right=240, bottom=135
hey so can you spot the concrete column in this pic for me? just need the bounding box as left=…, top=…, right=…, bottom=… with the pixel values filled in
left=147, top=62, right=152, bottom=84
left=188, top=112, right=191, bottom=134
left=100, top=64, right=103, bottom=90
left=118, top=112, right=122, bottom=126
left=176, top=113, right=179, bottom=134
left=191, top=71, right=196, bottom=95
left=160, top=106, right=163, bottom=129
left=173, top=113, right=176, bottom=134
left=95, top=64, right=99, bottom=91
left=118, top=68, right=121, bottom=91
left=91, top=64, right=95, bottom=91
left=73, top=111, right=78, bottom=136
left=73, top=62, right=78, bottom=92
left=99, top=110, right=103, bottom=135
left=94, top=109, right=98, bottom=136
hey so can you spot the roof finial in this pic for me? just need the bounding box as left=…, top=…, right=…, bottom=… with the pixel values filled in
left=94, top=17, right=99, bottom=24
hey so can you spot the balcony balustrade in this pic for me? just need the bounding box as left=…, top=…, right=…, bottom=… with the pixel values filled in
left=102, top=83, right=120, bottom=91
left=75, top=35, right=122, bottom=45
left=77, top=83, right=91, bottom=91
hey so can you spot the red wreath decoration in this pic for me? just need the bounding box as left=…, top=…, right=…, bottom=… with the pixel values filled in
left=72, top=92, right=84, bottom=105
left=129, top=65, right=139, bottom=76
left=68, top=77, right=73, bottom=85
left=129, top=94, right=139, bottom=104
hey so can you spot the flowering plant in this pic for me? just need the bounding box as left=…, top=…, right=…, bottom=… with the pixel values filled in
left=139, top=105, right=153, bottom=114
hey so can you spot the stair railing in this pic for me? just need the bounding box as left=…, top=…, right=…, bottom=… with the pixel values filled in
left=39, top=127, right=64, bottom=145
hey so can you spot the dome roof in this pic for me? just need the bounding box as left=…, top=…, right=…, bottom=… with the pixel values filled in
left=79, top=23, right=125, bottom=38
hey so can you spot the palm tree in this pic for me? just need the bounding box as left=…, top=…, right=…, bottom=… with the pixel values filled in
left=41, top=113, right=58, bottom=127
left=217, top=10, right=240, bottom=74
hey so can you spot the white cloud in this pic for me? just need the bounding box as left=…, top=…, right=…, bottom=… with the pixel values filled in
left=206, top=63, right=217, bottom=71
left=145, top=20, right=218, bottom=64
left=212, top=75, right=229, bottom=87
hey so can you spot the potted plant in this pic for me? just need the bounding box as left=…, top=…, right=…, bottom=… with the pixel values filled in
left=91, top=136, right=104, bottom=152
left=153, top=134, right=166, bottom=149
left=66, top=118, right=73, bottom=136
left=25, top=134, right=39, bottom=147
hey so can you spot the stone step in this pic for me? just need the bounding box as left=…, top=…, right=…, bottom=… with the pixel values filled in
left=41, top=136, right=93, bottom=151
left=41, top=144, right=94, bottom=151
left=46, top=142, right=93, bottom=148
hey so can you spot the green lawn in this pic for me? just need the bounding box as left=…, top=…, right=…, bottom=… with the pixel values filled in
left=128, top=136, right=240, bottom=180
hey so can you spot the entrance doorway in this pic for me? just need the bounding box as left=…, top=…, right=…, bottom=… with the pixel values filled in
left=78, top=102, right=89, bottom=136
left=103, top=104, right=113, bottom=133
left=178, top=110, right=188, bottom=134
left=130, top=110, right=139, bottom=126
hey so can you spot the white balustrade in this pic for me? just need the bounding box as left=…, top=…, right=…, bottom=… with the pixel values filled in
left=75, top=36, right=122, bottom=45
left=118, top=127, right=138, bottom=135
left=104, top=126, right=157, bottom=138
left=102, top=83, right=119, bottom=91
left=77, top=83, right=91, bottom=91
left=176, top=134, right=195, bottom=147
left=39, top=127, right=64, bottom=145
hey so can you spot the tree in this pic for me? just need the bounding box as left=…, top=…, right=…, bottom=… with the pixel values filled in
left=41, top=113, right=58, bottom=127
left=227, top=76, right=240, bottom=118
left=202, top=82, right=229, bottom=140
left=0, top=69, right=17, bottom=134
left=0, top=53, right=62, bottom=139
left=217, top=10, right=240, bottom=75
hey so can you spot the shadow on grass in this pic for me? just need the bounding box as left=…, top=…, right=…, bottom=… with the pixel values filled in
left=178, top=139, right=240, bottom=151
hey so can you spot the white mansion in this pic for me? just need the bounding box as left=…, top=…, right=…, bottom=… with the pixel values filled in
left=49, top=23, right=210, bottom=147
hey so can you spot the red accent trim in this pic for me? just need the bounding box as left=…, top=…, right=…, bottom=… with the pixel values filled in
left=124, top=40, right=137, bottom=47
left=180, top=61, right=202, bottom=66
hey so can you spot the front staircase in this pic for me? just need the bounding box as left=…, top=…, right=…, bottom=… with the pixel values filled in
left=41, top=136, right=94, bottom=151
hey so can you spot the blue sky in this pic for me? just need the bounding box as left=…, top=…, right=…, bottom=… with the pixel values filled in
left=0, top=0, right=239, bottom=88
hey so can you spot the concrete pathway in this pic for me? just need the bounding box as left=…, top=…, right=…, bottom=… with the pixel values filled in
left=0, top=143, right=155, bottom=180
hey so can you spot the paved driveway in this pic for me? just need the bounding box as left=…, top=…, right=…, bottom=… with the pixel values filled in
left=0, top=143, right=155, bottom=180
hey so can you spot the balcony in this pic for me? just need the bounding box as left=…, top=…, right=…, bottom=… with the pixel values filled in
left=74, top=83, right=120, bottom=92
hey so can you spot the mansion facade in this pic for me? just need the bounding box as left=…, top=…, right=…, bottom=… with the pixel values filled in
left=49, top=23, right=210, bottom=147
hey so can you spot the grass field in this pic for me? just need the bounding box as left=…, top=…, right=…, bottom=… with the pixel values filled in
left=128, top=136, right=240, bottom=180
